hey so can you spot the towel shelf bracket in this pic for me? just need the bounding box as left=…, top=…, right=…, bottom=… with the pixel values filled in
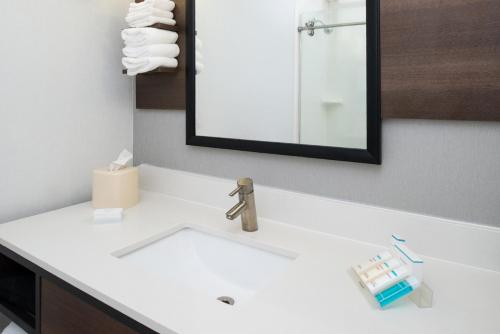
left=121, top=23, right=179, bottom=32
left=147, top=23, right=179, bottom=32
left=122, top=67, right=179, bottom=75
left=127, top=0, right=186, bottom=110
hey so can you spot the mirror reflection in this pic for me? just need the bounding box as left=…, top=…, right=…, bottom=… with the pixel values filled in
left=195, top=0, right=368, bottom=149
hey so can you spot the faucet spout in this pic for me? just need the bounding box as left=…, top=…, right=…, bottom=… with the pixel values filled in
left=226, top=201, right=247, bottom=220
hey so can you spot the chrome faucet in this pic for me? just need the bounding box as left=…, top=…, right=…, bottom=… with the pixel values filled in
left=226, top=178, right=258, bottom=232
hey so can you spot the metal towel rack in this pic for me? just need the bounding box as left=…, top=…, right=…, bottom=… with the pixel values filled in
left=298, top=20, right=366, bottom=36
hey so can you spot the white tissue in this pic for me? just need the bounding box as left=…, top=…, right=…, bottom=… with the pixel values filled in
left=109, top=149, right=133, bottom=172
left=94, top=208, right=123, bottom=224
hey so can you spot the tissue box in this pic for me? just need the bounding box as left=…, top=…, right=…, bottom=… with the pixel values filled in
left=92, top=167, right=139, bottom=209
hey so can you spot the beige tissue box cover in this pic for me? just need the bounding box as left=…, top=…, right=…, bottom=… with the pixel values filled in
left=92, top=167, right=139, bottom=209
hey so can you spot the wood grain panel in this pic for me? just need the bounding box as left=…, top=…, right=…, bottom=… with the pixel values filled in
left=381, top=0, right=500, bottom=120
left=41, top=279, right=139, bottom=334
left=134, top=0, right=186, bottom=110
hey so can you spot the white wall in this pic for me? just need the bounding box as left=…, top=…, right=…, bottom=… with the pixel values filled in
left=0, top=0, right=133, bottom=223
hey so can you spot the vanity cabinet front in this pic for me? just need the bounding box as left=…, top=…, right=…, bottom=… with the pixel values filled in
left=0, top=245, right=156, bottom=334
left=40, top=279, right=139, bottom=334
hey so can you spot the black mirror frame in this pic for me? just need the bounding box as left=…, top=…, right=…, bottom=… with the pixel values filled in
left=186, top=0, right=381, bottom=164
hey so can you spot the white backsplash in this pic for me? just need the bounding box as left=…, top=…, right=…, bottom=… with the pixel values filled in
left=139, top=164, right=500, bottom=272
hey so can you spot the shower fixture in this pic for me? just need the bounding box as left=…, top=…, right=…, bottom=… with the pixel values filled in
left=298, top=19, right=366, bottom=37
left=301, top=19, right=333, bottom=36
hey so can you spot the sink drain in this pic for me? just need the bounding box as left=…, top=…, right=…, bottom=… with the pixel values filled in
left=217, top=296, right=235, bottom=306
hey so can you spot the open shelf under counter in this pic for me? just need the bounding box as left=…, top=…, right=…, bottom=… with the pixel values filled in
left=0, top=249, right=37, bottom=334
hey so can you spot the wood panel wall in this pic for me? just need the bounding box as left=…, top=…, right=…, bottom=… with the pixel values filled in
left=381, top=0, right=500, bottom=120
left=132, top=0, right=500, bottom=120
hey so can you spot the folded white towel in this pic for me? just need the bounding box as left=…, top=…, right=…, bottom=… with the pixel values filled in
left=122, top=57, right=178, bottom=76
left=126, top=8, right=173, bottom=22
left=195, top=50, right=203, bottom=61
left=196, top=61, right=204, bottom=74
left=195, top=37, right=203, bottom=70
left=122, top=28, right=178, bottom=46
left=123, top=44, right=180, bottom=58
left=130, top=0, right=175, bottom=12
left=127, top=16, right=176, bottom=28
left=195, top=36, right=203, bottom=50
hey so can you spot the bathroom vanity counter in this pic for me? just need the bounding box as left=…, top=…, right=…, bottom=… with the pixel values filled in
left=0, top=166, right=499, bottom=334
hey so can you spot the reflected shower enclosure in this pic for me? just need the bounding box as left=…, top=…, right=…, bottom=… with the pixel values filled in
left=299, top=6, right=367, bottom=148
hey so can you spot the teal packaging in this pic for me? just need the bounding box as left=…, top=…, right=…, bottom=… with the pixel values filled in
left=375, top=277, right=420, bottom=308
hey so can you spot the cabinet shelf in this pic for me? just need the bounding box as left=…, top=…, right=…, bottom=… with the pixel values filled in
left=0, top=252, right=37, bottom=333
left=122, top=67, right=178, bottom=75
left=123, top=23, right=179, bottom=32
left=148, top=23, right=179, bottom=32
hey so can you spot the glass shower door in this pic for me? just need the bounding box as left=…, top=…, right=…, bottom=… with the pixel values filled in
left=299, top=7, right=367, bottom=149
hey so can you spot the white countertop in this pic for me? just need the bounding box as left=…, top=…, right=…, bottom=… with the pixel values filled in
left=0, top=168, right=499, bottom=334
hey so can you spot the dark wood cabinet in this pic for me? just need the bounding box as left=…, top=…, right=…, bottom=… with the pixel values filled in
left=0, top=245, right=156, bottom=334
left=40, top=279, right=139, bottom=334
left=0, top=250, right=38, bottom=334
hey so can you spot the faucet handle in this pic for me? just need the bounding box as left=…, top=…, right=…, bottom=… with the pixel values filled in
left=229, top=178, right=254, bottom=197
left=229, top=185, right=243, bottom=197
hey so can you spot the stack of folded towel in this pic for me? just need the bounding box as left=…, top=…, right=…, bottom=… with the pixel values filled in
left=195, top=35, right=204, bottom=74
left=122, top=0, right=179, bottom=76
left=126, top=0, right=176, bottom=28
left=122, top=28, right=179, bottom=76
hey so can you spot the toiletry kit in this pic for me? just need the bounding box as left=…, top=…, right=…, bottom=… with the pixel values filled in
left=352, top=235, right=433, bottom=309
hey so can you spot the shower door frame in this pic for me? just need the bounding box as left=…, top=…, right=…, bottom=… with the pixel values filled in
left=186, top=0, right=381, bottom=164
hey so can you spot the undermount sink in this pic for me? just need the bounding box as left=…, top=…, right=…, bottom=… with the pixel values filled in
left=115, top=228, right=295, bottom=305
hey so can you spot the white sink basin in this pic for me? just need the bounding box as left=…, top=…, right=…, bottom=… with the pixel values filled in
left=116, top=228, right=295, bottom=305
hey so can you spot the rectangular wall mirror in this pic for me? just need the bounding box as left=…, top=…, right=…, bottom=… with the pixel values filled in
left=186, top=0, right=381, bottom=164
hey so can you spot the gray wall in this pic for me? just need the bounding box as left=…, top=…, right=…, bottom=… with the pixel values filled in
left=134, top=110, right=500, bottom=227
left=0, top=0, right=133, bottom=223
